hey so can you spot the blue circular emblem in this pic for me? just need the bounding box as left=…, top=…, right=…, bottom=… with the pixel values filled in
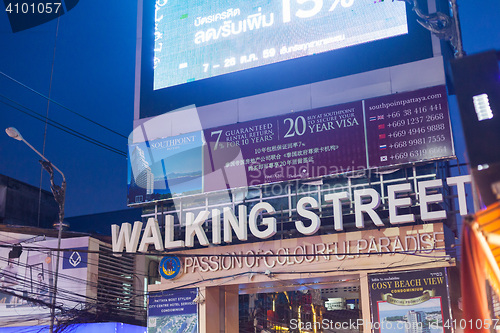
left=159, top=256, right=182, bottom=280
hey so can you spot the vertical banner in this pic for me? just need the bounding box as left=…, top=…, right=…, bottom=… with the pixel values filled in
left=148, top=288, right=198, bottom=333
left=368, top=268, right=452, bottom=333
left=152, top=0, right=407, bottom=89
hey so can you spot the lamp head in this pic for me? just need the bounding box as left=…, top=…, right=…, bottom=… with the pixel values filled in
left=5, top=127, right=23, bottom=141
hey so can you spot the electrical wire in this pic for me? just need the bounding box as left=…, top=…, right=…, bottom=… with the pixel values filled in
left=0, top=71, right=128, bottom=139
left=0, top=227, right=459, bottom=295
left=0, top=250, right=145, bottom=305
left=0, top=235, right=154, bottom=293
left=0, top=256, right=97, bottom=305
left=0, top=239, right=455, bottom=331
left=0, top=225, right=460, bottom=320
left=0, top=242, right=460, bottom=258
left=0, top=256, right=148, bottom=327
left=0, top=95, right=127, bottom=157
left=0, top=243, right=125, bottom=297
left=37, top=13, right=62, bottom=230
left=147, top=257, right=451, bottom=294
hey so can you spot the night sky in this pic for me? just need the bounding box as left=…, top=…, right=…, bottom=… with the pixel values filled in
left=0, top=1, right=499, bottom=218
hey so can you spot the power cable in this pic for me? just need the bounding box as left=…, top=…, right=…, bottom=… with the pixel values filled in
left=0, top=244, right=152, bottom=306
left=38, top=14, right=61, bottom=229
left=0, top=238, right=457, bottom=307
left=0, top=250, right=147, bottom=328
left=0, top=245, right=452, bottom=330
left=0, top=255, right=147, bottom=315
left=0, top=236, right=154, bottom=293
left=0, top=242, right=460, bottom=258
left=0, top=95, right=126, bottom=156
left=0, top=71, right=128, bottom=139
left=0, top=95, right=127, bottom=157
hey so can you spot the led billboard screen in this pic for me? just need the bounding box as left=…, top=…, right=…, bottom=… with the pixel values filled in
left=138, top=0, right=435, bottom=118
left=153, top=0, right=407, bottom=90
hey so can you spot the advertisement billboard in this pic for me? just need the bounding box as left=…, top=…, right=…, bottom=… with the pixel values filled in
left=128, top=131, right=203, bottom=204
left=148, top=288, right=198, bottom=333
left=153, top=0, right=407, bottom=90
left=203, top=100, right=367, bottom=190
left=128, top=85, right=454, bottom=204
left=138, top=0, right=436, bottom=118
left=368, top=268, right=452, bottom=333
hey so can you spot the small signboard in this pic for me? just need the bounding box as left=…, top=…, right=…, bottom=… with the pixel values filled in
left=62, top=247, right=88, bottom=269
left=148, top=288, right=198, bottom=333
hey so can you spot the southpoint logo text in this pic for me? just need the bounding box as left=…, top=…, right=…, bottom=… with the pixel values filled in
left=111, top=175, right=470, bottom=253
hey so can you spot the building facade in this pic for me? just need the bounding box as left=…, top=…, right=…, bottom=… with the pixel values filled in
left=117, top=0, right=473, bottom=331
left=0, top=226, right=147, bottom=331
left=0, top=174, right=58, bottom=229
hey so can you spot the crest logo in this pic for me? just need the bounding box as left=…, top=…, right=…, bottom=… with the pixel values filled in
left=62, top=246, right=87, bottom=269
left=159, top=256, right=182, bottom=280
left=69, top=251, right=82, bottom=267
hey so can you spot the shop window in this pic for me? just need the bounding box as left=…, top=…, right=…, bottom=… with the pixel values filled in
left=239, top=281, right=361, bottom=332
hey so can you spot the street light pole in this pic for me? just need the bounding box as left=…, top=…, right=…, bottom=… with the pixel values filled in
left=5, top=127, right=66, bottom=333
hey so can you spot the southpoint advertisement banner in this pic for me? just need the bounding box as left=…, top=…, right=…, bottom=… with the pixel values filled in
left=148, top=288, right=198, bottom=333
left=127, top=131, right=204, bottom=204
left=128, top=85, right=454, bottom=204
left=368, top=268, right=452, bottom=333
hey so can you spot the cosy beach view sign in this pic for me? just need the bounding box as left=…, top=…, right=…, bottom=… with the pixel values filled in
left=369, top=268, right=452, bottom=333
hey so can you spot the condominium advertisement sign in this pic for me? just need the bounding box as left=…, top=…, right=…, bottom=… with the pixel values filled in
left=148, top=288, right=198, bottom=333
left=368, top=268, right=452, bottom=333
left=128, top=85, right=453, bottom=203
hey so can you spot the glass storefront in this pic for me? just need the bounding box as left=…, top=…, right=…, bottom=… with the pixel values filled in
left=239, top=281, right=361, bottom=333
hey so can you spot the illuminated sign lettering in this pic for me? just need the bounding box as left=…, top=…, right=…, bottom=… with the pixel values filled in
left=113, top=175, right=470, bottom=252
